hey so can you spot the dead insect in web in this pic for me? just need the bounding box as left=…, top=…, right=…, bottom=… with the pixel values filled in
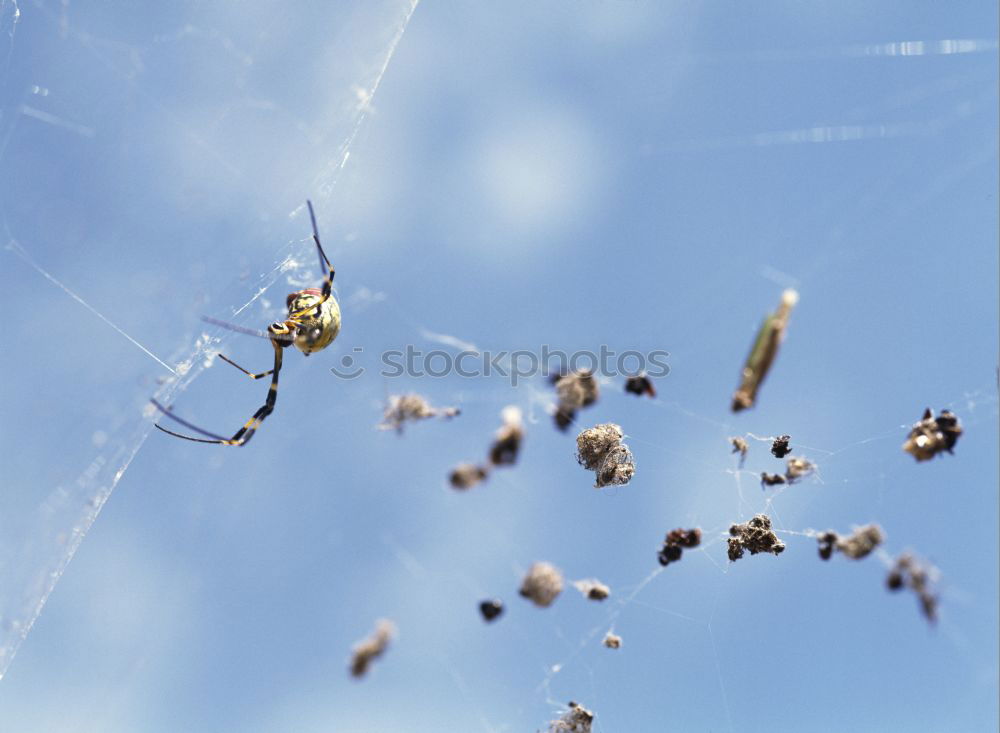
left=602, top=631, right=622, bottom=649
left=449, top=463, right=489, bottom=490
left=729, top=436, right=749, bottom=467
left=548, top=701, right=595, bottom=733
left=902, top=408, right=963, bottom=461
left=761, top=455, right=815, bottom=488
left=624, top=374, right=656, bottom=398
left=572, top=578, right=611, bottom=601
left=152, top=201, right=340, bottom=446
left=576, top=423, right=635, bottom=488
left=817, top=524, right=884, bottom=561
left=489, top=406, right=524, bottom=467
left=760, top=472, right=787, bottom=487
left=885, top=552, right=939, bottom=623
left=349, top=618, right=395, bottom=679
left=658, top=527, right=702, bottom=567
left=553, top=369, right=600, bottom=431
left=479, top=599, right=504, bottom=622
left=519, top=562, right=564, bottom=608
left=378, top=393, right=459, bottom=433
left=731, top=289, right=798, bottom=412
left=785, top=456, right=815, bottom=482
left=771, top=435, right=791, bottom=458
left=728, top=514, right=785, bottom=562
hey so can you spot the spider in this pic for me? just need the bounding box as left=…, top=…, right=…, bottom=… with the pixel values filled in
left=152, top=201, right=341, bottom=445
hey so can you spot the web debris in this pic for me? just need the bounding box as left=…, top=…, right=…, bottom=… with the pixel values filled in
left=886, top=553, right=939, bottom=623
left=520, top=562, right=564, bottom=608
left=731, top=289, right=798, bottom=412
left=449, top=406, right=524, bottom=490
left=378, top=393, right=460, bottom=433
left=349, top=618, right=396, bottom=678
left=902, top=408, right=963, bottom=461
left=575, top=423, right=635, bottom=488
left=728, top=514, right=786, bottom=561
left=817, top=524, right=884, bottom=561
left=547, top=701, right=594, bottom=733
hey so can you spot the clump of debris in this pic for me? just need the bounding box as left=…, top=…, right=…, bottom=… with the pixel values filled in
left=602, top=632, right=622, bottom=649
left=903, top=408, right=963, bottom=461
left=624, top=374, right=656, bottom=398
left=378, top=393, right=459, bottom=433
left=548, top=701, right=595, bottom=733
left=731, top=289, right=798, bottom=412
left=817, top=524, right=884, bottom=561
left=760, top=455, right=816, bottom=487
left=448, top=406, right=524, bottom=490
left=479, top=599, right=504, bottom=622
left=729, top=436, right=749, bottom=467
left=658, top=527, right=702, bottom=567
left=519, top=562, right=564, bottom=608
left=349, top=619, right=395, bottom=679
left=771, top=434, right=791, bottom=458
left=573, top=578, right=611, bottom=601
left=576, top=423, right=635, bottom=488
left=728, top=514, right=785, bottom=561
left=886, top=552, right=939, bottom=623
left=553, top=369, right=600, bottom=430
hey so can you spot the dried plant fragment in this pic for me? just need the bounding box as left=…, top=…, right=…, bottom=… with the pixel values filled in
left=624, top=374, right=656, bottom=398
left=771, top=435, right=791, bottom=458
left=903, top=408, right=963, bottom=461
left=449, top=463, right=489, bottom=490
left=886, top=553, right=939, bottom=623
left=553, top=369, right=600, bottom=431
left=573, top=578, right=611, bottom=601
left=576, top=423, right=635, bottom=488
left=479, top=599, right=504, bottom=622
left=519, top=562, right=564, bottom=608
left=548, top=701, right=595, bottom=733
left=489, top=406, right=524, bottom=466
left=378, top=393, right=459, bottom=433
left=658, top=527, right=702, bottom=567
left=349, top=619, right=395, bottom=679
left=729, top=436, right=749, bottom=467
left=728, top=514, right=785, bottom=562
left=731, top=289, right=798, bottom=412
left=603, top=632, right=622, bottom=649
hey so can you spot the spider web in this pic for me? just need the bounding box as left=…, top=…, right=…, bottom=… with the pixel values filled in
left=0, top=3, right=997, bottom=733
left=0, top=0, right=418, bottom=684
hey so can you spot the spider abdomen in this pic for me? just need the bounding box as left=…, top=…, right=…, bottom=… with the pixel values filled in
left=287, top=289, right=341, bottom=354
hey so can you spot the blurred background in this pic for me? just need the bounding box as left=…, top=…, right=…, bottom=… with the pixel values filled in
left=0, top=1, right=997, bottom=730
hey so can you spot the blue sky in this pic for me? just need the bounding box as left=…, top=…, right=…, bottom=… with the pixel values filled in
left=0, top=1, right=997, bottom=731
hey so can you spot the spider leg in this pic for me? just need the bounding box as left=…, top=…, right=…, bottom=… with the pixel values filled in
left=202, top=316, right=294, bottom=344
left=288, top=200, right=337, bottom=321
left=218, top=353, right=274, bottom=379
left=152, top=339, right=284, bottom=446
left=225, top=340, right=284, bottom=446
left=307, top=199, right=336, bottom=298
left=151, top=399, right=229, bottom=441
